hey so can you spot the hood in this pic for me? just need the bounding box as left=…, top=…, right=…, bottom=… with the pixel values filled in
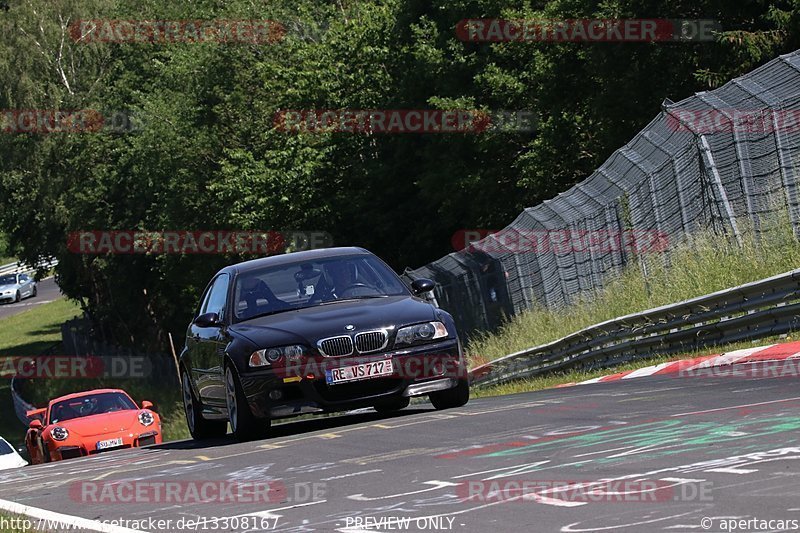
left=231, top=295, right=437, bottom=347
left=0, top=284, right=18, bottom=292
left=0, top=454, right=26, bottom=471
left=56, top=410, right=143, bottom=438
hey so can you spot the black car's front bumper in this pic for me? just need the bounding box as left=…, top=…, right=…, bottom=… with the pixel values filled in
left=239, top=339, right=464, bottom=419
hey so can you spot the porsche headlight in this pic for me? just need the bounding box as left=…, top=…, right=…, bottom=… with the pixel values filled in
left=51, top=426, right=69, bottom=441
left=249, top=345, right=307, bottom=367
left=394, top=321, right=449, bottom=347
left=138, top=411, right=155, bottom=427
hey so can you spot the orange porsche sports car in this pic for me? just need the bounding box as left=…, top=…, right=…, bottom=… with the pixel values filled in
left=25, top=388, right=162, bottom=464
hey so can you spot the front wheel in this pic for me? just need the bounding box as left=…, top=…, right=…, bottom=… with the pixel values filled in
left=14, top=291, right=20, bottom=303
left=225, top=364, right=270, bottom=442
left=374, top=396, right=410, bottom=413
left=182, top=371, right=227, bottom=440
left=429, top=379, right=470, bottom=410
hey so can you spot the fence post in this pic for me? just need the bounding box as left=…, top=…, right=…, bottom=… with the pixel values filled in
left=772, top=108, right=800, bottom=239
left=699, top=135, right=744, bottom=247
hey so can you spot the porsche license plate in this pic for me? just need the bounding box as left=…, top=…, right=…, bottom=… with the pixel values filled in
left=96, top=437, right=123, bottom=451
left=326, top=360, right=394, bottom=385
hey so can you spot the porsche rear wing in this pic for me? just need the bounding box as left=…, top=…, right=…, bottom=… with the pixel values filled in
left=26, top=407, right=46, bottom=421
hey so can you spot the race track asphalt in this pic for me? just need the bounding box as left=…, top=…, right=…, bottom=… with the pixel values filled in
left=1, top=362, right=799, bottom=533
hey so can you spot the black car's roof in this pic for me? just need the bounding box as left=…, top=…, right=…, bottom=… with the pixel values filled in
left=219, top=247, right=373, bottom=276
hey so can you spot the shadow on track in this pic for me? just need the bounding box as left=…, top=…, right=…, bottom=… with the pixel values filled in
left=149, top=407, right=433, bottom=451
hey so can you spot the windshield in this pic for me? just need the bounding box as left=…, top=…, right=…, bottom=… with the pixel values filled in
left=49, top=392, right=137, bottom=423
left=233, top=254, right=409, bottom=322
left=0, top=439, right=12, bottom=455
left=0, top=275, right=16, bottom=285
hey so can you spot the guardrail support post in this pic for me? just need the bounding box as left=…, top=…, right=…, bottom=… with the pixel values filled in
left=699, top=135, right=743, bottom=247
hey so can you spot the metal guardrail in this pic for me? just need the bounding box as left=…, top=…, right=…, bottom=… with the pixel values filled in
left=470, top=267, right=800, bottom=388
left=11, top=376, right=35, bottom=426
left=0, top=258, right=59, bottom=276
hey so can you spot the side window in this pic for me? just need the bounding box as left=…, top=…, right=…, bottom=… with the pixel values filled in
left=201, top=274, right=230, bottom=321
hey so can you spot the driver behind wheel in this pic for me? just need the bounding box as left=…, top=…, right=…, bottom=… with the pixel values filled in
left=312, top=260, right=357, bottom=301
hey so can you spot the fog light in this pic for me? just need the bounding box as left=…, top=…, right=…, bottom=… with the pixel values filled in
left=269, top=390, right=283, bottom=400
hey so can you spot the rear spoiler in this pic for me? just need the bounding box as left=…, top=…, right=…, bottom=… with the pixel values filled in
left=26, top=408, right=46, bottom=420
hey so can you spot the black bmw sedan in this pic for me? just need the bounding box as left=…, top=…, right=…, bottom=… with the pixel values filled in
left=180, top=247, right=469, bottom=441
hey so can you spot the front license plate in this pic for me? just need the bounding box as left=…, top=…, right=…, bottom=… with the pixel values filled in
left=96, top=437, right=123, bottom=451
left=326, top=360, right=394, bottom=385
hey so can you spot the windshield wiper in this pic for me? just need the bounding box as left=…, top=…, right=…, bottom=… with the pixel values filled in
left=242, top=308, right=294, bottom=321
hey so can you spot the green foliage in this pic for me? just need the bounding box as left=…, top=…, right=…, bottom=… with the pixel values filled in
left=0, top=0, right=798, bottom=350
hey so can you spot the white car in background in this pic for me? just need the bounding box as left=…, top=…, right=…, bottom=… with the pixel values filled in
left=0, top=272, right=37, bottom=304
left=0, top=437, right=27, bottom=470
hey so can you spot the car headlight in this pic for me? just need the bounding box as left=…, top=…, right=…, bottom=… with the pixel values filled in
left=51, top=426, right=69, bottom=441
left=138, top=411, right=155, bottom=427
left=394, top=321, right=449, bottom=346
left=249, top=345, right=307, bottom=367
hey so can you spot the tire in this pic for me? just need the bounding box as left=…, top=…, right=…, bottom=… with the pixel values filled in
left=43, top=442, right=52, bottom=463
left=374, top=396, right=410, bottom=413
left=182, top=371, right=227, bottom=440
left=14, top=291, right=20, bottom=303
left=429, top=379, right=470, bottom=410
left=26, top=440, right=41, bottom=465
left=31, top=286, right=37, bottom=298
left=225, top=364, right=270, bottom=442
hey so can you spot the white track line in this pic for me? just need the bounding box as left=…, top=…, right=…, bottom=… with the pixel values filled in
left=670, top=396, right=800, bottom=417
left=0, top=497, right=146, bottom=533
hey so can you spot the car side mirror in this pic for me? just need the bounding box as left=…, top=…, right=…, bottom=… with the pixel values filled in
left=411, top=278, right=435, bottom=295
left=141, top=401, right=154, bottom=410
left=194, top=312, right=220, bottom=328
left=29, top=419, right=42, bottom=430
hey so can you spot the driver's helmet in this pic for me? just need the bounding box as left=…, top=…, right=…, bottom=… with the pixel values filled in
left=77, top=397, right=98, bottom=416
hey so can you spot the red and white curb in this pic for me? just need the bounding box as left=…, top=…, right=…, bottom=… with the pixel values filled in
left=574, top=340, right=800, bottom=386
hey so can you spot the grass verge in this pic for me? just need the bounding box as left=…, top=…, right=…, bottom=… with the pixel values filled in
left=0, top=512, right=33, bottom=533
left=0, top=298, right=190, bottom=447
left=0, top=299, right=80, bottom=356
left=0, top=299, right=80, bottom=449
left=467, top=217, right=800, bottom=368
